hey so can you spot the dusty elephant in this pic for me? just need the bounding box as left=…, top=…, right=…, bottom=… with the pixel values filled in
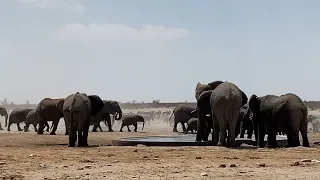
left=7, top=108, right=33, bottom=131
left=63, top=93, right=104, bottom=147
left=24, top=109, right=50, bottom=132
left=195, top=81, right=247, bottom=147
left=90, top=100, right=123, bottom=132
left=120, top=114, right=145, bottom=132
left=249, top=93, right=309, bottom=148
left=169, top=104, right=197, bottom=132
left=36, top=98, right=67, bottom=135
left=0, top=106, right=8, bottom=130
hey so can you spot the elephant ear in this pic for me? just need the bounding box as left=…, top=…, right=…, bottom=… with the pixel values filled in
left=55, top=99, right=65, bottom=114
left=240, top=90, right=248, bottom=106
left=88, top=95, right=104, bottom=116
left=248, top=94, right=259, bottom=113
left=207, top=81, right=224, bottom=90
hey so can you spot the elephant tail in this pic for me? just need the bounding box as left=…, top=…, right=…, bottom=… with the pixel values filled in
left=300, top=107, right=308, bottom=133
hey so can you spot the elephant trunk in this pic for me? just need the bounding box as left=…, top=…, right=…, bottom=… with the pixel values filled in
left=115, top=112, right=122, bottom=120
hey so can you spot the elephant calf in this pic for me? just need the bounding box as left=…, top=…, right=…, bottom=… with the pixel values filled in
left=120, top=115, right=145, bottom=132
left=24, top=109, right=50, bottom=132
left=7, top=108, right=33, bottom=131
left=185, top=118, right=199, bottom=134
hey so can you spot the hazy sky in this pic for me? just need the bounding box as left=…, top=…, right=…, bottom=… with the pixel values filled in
left=1, top=0, right=320, bottom=104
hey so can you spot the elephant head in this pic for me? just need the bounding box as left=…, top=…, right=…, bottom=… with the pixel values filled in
left=135, top=114, right=145, bottom=130
left=88, top=95, right=104, bottom=116
left=0, top=107, right=8, bottom=127
left=103, top=100, right=123, bottom=120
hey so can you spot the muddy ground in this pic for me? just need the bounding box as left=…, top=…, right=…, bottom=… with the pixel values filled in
left=0, top=118, right=319, bottom=180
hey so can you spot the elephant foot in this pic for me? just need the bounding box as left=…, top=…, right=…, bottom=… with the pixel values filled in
left=128, top=130, right=131, bottom=132
left=78, top=143, right=89, bottom=147
left=18, top=129, right=23, bottom=132
left=303, top=142, right=310, bottom=147
left=227, top=141, right=238, bottom=148
left=173, top=129, right=178, bottom=132
left=134, top=130, right=137, bottom=132
left=50, top=132, right=56, bottom=135
left=120, top=130, right=123, bottom=132
left=68, top=143, right=76, bottom=147
left=0, top=127, right=3, bottom=131
left=211, top=141, right=218, bottom=146
left=266, top=143, right=278, bottom=148
left=92, top=129, right=97, bottom=132
left=108, top=129, right=114, bottom=132
left=65, top=133, right=69, bottom=135
left=217, top=141, right=226, bottom=147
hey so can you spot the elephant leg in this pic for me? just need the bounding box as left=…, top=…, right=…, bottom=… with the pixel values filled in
left=68, top=127, right=77, bottom=147
left=37, top=114, right=45, bottom=134
left=33, top=124, right=38, bottom=132
left=79, top=122, right=90, bottom=147
left=45, top=122, right=50, bottom=132
left=92, top=123, right=98, bottom=132
left=98, top=124, right=103, bottom=132
left=7, top=122, right=12, bottom=131
left=212, top=116, right=219, bottom=146
left=227, top=116, right=239, bottom=147
left=50, top=120, right=59, bottom=135
left=181, top=122, right=186, bottom=132
left=196, top=108, right=207, bottom=142
left=247, top=128, right=253, bottom=139
left=133, top=122, right=137, bottom=132
left=17, top=123, right=23, bottom=131
left=300, top=122, right=310, bottom=147
left=105, top=117, right=113, bottom=132
left=240, top=121, right=245, bottom=138
left=173, top=121, right=178, bottom=132
left=292, top=131, right=300, bottom=147
left=266, top=124, right=278, bottom=148
left=127, top=125, right=131, bottom=132
left=120, top=123, right=124, bottom=132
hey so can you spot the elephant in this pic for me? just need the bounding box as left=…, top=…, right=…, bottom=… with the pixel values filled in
left=23, top=109, right=50, bottom=132
left=63, top=92, right=104, bottom=147
left=36, top=98, right=67, bottom=135
left=185, top=118, right=198, bottom=134
left=0, top=106, right=8, bottom=130
left=238, top=102, right=254, bottom=139
left=169, top=104, right=197, bottom=132
left=248, top=93, right=310, bottom=148
left=119, top=114, right=145, bottom=132
left=7, top=108, right=33, bottom=131
left=120, top=114, right=145, bottom=132
left=90, top=100, right=123, bottom=132
left=195, top=81, right=247, bottom=147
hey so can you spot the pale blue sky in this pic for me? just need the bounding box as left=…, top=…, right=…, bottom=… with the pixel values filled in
left=0, top=0, right=319, bottom=104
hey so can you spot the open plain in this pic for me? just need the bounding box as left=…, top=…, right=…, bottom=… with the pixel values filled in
left=0, top=108, right=319, bottom=180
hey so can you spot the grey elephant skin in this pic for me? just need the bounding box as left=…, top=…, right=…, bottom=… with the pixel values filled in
left=238, top=102, right=253, bottom=139
left=36, top=98, right=67, bottom=135
left=90, top=100, right=123, bottom=132
left=195, top=81, right=247, bottom=147
left=24, top=109, right=50, bottom=132
left=169, top=104, right=197, bottom=132
left=120, top=114, right=145, bottom=132
left=249, top=93, right=309, bottom=148
left=0, top=106, right=8, bottom=130
left=63, top=93, right=104, bottom=147
left=7, top=108, right=33, bottom=131
left=185, top=117, right=198, bottom=134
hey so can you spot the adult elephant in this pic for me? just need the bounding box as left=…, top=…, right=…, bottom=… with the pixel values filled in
left=63, top=92, right=104, bottom=147
left=7, top=108, right=33, bottom=131
left=36, top=98, right=66, bottom=135
left=90, top=100, right=123, bottom=132
left=0, top=106, right=8, bottom=130
left=195, top=81, right=247, bottom=147
left=248, top=93, right=309, bottom=148
left=238, top=102, right=253, bottom=139
left=24, top=109, right=50, bottom=132
left=169, top=104, right=197, bottom=132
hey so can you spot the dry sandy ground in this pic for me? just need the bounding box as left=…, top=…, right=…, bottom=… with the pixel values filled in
left=0, top=117, right=320, bottom=180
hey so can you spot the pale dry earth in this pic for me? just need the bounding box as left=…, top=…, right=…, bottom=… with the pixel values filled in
left=0, top=108, right=319, bottom=180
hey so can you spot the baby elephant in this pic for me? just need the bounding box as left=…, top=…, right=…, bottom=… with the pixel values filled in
left=24, top=109, right=50, bottom=132
left=120, top=115, right=145, bottom=132
left=185, top=118, right=198, bottom=134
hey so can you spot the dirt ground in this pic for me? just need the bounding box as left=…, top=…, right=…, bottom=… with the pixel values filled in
left=0, top=118, right=319, bottom=180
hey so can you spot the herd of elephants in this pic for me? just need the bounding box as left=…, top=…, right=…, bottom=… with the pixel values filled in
left=0, top=80, right=320, bottom=148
